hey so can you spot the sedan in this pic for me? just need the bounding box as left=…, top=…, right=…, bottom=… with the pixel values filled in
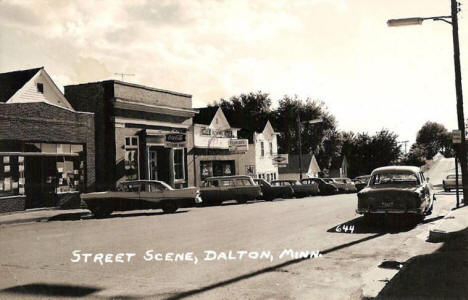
left=357, top=166, right=435, bottom=222
left=271, top=179, right=319, bottom=198
left=81, top=180, right=202, bottom=218
left=442, top=174, right=461, bottom=192
left=301, top=178, right=338, bottom=195
left=254, top=178, right=294, bottom=201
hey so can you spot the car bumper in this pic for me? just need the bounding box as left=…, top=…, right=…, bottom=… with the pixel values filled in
left=356, top=208, right=423, bottom=214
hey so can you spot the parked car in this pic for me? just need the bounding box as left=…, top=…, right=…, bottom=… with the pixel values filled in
left=322, top=178, right=344, bottom=193
left=253, top=178, right=294, bottom=201
left=270, top=179, right=319, bottom=197
left=200, top=175, right=262, bottom=205
left=81, top=180, right=202, bottom=218
left=332, top=178, right=357, bottom=193
left=356, top=166, right=435, bottom=221
left=442, top=174, right=461, bottom=192
left=302, top=178, right=338, bottom=195
left=353, top=175, right=371, bottom=192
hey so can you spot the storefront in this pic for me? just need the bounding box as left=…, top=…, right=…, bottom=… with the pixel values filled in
left=64, top=80, right=197, bottom=190
left=0, top=101, right=95, bottom=213
left=0, top=142, right=87, bottom=209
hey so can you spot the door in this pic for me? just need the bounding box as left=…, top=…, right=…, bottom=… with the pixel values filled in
left=148, top=150, right=158, bottom=180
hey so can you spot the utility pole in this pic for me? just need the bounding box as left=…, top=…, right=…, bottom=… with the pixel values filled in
left=297, top=115, right=303, bottom=180
left=387, top=0, right=467, bottom=205
left=114, top=73, right=135, bottom=81
left=450, top=0, right=468, bottom=205
left=398, top=140, right=409, bottom=154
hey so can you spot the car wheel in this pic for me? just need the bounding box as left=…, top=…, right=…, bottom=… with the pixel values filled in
left=161, top=201, right=178, bottom=214
left=236, top=197, right=248, bottom=204
left=90, top=205, right=112, bottom=218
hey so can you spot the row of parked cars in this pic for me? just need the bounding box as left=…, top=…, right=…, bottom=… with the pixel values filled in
left=81, top=175, right=360, bottom=217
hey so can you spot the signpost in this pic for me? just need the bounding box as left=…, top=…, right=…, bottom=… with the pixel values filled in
left=453, top=129, right=461, bottom=207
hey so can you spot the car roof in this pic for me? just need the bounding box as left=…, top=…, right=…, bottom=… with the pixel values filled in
left=371, top=166, right=421, bottom=175
left=271, top=179, right=295, bottom=182
left=121, top=180, right=165, bottom=184
left=206, top=175, right=252, bottom=180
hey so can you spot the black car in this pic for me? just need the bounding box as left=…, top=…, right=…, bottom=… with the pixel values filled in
left=254, top=178, right=294, bottom=201
left=302, top=178, right=338, bottom=195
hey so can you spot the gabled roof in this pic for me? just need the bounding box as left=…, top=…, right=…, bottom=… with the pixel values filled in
left=193, top=106, right=219, bottom=125
left=0, top=67, right=42, bottom=103
left=278, top=154, right=313, bottom=174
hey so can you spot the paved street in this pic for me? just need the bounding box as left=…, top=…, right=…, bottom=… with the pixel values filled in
left=0, top=188, right=457, bottom=299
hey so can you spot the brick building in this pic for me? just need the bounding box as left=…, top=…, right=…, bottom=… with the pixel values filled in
left=64, top=80, right=197, bottom=190
left=0, top=67, right=95, bottom=212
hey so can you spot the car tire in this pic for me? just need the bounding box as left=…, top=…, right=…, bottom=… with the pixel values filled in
left=161, top=201, right=178, bottom=214
left=236, top=197, right=248, bottom=204
left=90, top=205, right=113, bottom=218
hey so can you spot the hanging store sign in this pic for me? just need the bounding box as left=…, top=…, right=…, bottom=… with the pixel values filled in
left=272, top=154, right=289, bottom=166
left=453, top=130, right=462, bottom=144
left=165, top=133, right=186, bottom=148
left=229, top=139, right=249, bottom=152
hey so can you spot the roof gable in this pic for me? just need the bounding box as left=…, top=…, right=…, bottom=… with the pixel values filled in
left=7, top=68, right=74, bottom=110
left=210, top=107, right=231, bottom=130
left=0, top=67, right=41, bottom=103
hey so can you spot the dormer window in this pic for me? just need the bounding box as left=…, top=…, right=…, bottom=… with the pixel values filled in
left=37, top=83, right=44, bottom=93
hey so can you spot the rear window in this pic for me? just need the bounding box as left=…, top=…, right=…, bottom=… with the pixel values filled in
left=370, top=173, right=419, bottom=186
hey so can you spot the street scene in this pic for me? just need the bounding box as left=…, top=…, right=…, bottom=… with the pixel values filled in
left=2, top=0, right=468, bottom=299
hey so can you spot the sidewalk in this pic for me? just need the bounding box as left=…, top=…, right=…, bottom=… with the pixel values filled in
left=377, top=204, right=468, bottom=299
left=0, top=208, right=90, bottom=226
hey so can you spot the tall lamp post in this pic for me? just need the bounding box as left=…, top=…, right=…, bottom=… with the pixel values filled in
left=387, top=0, right=468, bottom=205
left=297, top=116, right=322, bottom=180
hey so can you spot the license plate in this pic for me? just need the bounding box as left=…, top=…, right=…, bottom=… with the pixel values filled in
left=382, top=201, right=394, bottom=208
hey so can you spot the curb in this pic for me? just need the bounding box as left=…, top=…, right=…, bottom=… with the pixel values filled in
left=428, top=205, right=467, bottom=243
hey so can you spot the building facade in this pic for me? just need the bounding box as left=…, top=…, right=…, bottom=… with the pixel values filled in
left=278, top=154, right=320, bottom=180
left=0, top=68, right=95, bottom=212
left=191, top=107, right=251, bottom=185
left=240, top=121, right=280, bottom=181
left=65, top=80, right=197, bottom=190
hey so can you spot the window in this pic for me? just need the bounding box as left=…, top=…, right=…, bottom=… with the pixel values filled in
left=261, top=142, right=265, bottom=156
left=124, top=136, right=139, bottom=180
left=225, top=130, right=233, bottom=138
left=201, top=128, right=211, bottom=136
left=173, top=148, right=185, bottom=181
left=37, top=83, right=44, bottom=93
left=221, top=180, right=233, bottom=186
left=270, top=142, right=273, bottom=155
left=236, top=179, right=252, bottom=186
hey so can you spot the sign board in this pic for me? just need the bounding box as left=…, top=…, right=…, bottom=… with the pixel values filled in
left=229, top=139, right=249, bottom=152
left=272, top=154, right=289, bottom=166
left=453, top=130, right=462, bottom=144
left=165, top=133, right=186, bottom=148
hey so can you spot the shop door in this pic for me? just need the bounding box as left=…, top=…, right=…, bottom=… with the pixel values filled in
left=148, top=150, right=158, bottom=180
left=24, top=157, right=56, bottom=208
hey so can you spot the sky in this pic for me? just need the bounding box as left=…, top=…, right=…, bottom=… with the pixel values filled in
left=1, top=0, right=467, bottom=146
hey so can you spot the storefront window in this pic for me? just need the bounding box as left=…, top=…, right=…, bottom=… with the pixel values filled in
left=200, top=161, right=213, bottom=180
left=125, top=136, right=139, bottom=180
left=0, top=156, right=23, bottom=197
left=174, top=148, right=185, bottom=181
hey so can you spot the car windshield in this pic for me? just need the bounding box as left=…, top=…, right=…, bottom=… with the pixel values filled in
left=370, top=172, right=419, bottom=186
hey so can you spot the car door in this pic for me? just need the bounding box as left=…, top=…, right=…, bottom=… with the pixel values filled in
left=220, top=179, right=235, bottom=200
left=139, top=182, right=165, bottom=205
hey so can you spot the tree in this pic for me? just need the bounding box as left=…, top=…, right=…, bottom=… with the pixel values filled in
left=415, top=121, right=454, bottom=159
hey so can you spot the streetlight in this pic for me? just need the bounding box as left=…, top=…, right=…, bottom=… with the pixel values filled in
left=387, top=0, right=468, bottom=205
left=297, top=116, right=323, bottom=180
